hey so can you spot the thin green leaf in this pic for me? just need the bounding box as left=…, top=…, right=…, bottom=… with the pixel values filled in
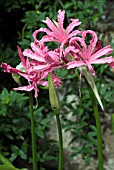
left=79, top=66, right=104, bottom=110
left=0, top=165, right=20, bottom=170
left=0, top=154, right=14, bottom=167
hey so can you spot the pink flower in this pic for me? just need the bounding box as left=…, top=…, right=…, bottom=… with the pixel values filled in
left=66, top=30, right=113, bottom=76
left=1, top=44, right=61, bottom=98
left=33, top=10, right=81, bottom=56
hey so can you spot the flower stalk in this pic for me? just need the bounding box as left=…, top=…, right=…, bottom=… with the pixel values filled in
left=29, top=92, right=38, bottom=170
left=56, top=114, right=63, bottom=170
left=48, top=73, right=63, bottom=170
left=111, top=113, right=114, bottom=135
left=86, top=80, right=103, bottom=170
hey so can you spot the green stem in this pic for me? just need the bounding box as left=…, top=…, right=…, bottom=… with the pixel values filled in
left=29, top=92, right=38, bottom=170
left=111, top=113, right=114, bottom=135
left=56, top=114, right=63, bottom=170
left=86, top=81, right=103, bottom=170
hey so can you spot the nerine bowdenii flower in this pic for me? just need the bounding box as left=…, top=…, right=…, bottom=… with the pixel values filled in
left=1, top=45, right=61, bottom=98
left=64, top=30, right=113, bottom=75
left=33, top=10, right=81, bottom=56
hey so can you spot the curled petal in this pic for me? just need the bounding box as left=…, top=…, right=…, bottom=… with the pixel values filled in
left=82, top=30, right=98, bottom=56
left=32, top=30, right=39, bottom=42
left=70, top=37, right=87, bottom=52
left=66, top=19, right=81, bottom=34
left=1, top=62, right=21, bottom=74
left=82, top=30, right=98, bottom=46
left=64, top=46, right=79, bottom=57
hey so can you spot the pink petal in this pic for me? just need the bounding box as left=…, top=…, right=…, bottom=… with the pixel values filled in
left=64, top=46, right=79, bottom=57
left=31, top=43, right=45, bottom=57
left=51, top=73, right=61, bottom=87
left=18, top=72, right=30, bottom=81
left=91, top=56, right=113, bottom=64
left=87, top=64, right=96, bottom=76
left=94, top=41, right=102, bottom=53
left=67, top=61, right=85, bottom=69
left=23, top=49, right=45, bottom=62
left=82, top=30, right=98, bottom=46
left=29, top=64, right=49, bottom=71
left=68, top=30, right=81, bottom=39
left=82, top=30, right=98, bottom=56
left=58, top=10, right=65, bottom=35
left=109, top=62, right=114, bottom=68
left=66, top=19, right=81, bottom=34
left=48, top=51, right=60, bottom=62
left=33, top=83, right=39, bottom=98
left=70, top=37, right=87, bottom=52
left=39, top=27, right=56, bottom=37
left=90, top=45, right=113, bottom=60
left=43, top=17, right=59, bottom=35
left=39, top=80, right=48, bottom=86
left=39, top=36, right=59, bottom=46
left=17, top=46, right=26, bottom=67
left=32, top=30, right=39, bottom=42
left=1, top=62, right=21, bottom=74
left=38, top=28, right=63, bottom=42
left=13, top=84, right=34, bottom=92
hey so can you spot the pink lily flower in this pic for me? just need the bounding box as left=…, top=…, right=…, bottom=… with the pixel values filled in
left=32, top=10, right=81, bottom=56
left=1, top=46, right=61, bottom=98
left=66, top=30, right=113, bottom=76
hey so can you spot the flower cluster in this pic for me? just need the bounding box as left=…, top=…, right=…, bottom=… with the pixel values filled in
left=1, top=10, right=114, bottom=98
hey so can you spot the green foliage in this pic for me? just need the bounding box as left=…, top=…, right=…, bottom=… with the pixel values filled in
left=0, top=88, right=29, bottom=160
left=0, top=88, right=57, bottom=169
left=0, top=153, right=14, bottom=167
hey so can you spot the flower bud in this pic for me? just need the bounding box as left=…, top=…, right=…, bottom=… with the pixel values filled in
left=48, top=73, right=60, bottom=114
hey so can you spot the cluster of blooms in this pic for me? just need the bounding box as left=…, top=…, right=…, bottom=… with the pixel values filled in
left=1, top=10, right=114, bottom=98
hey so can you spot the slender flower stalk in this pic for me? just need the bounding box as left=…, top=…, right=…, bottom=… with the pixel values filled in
left=86, top=80, right=103, bottom=170
left=56, top=114, right=63, bottom=170
left=111, top=113, right=114, bottom=135
left=29, top=92, right=38, bottom=170
left=48, top=73, right=63, bottom=170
